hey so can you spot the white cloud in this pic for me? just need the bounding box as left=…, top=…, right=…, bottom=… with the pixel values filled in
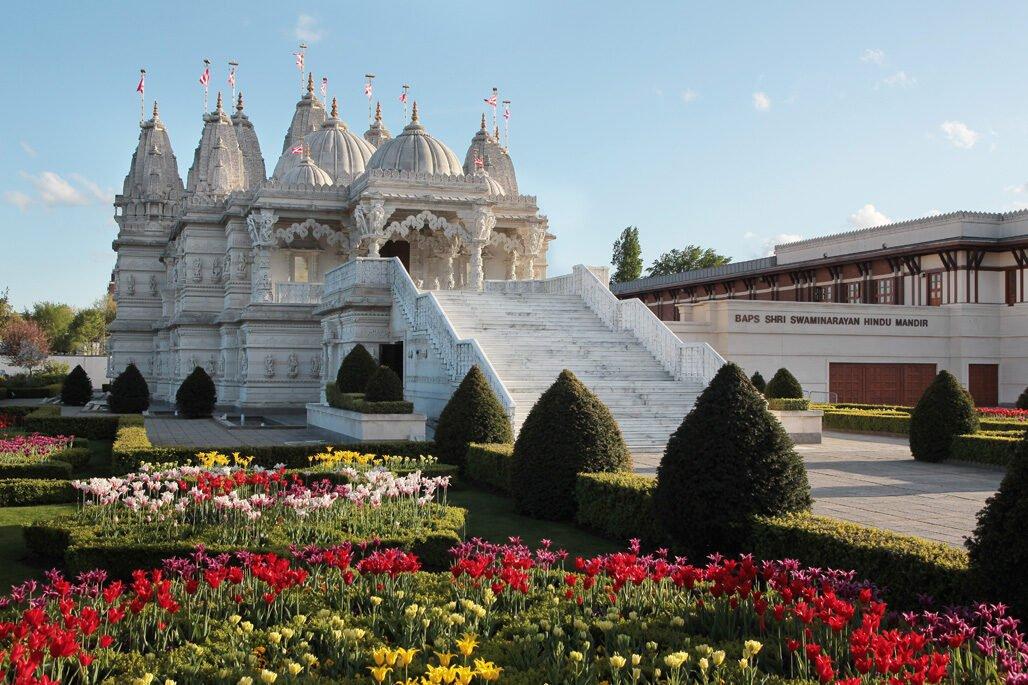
left=2, top=190, right=32, bottom=211
left=70, top=173, right=113, bottom=203
left=294, top=14, right=324, bottom=43
left=880, top=70, right=915, bottom=88
left=848, top=204, right=892, bottom=229
left=927, top=208, right=943, bottom=216
left=752, top=91, right=771, bottom=111
left=680, top=89, right=698, bottom=105
left=20, top=171, right=89, bottom=206
left=744, top=231, right=805, bottom=257
left=860, top=48, right=886, bottom=66
left=940, top=120, right=979, bottom=149
left=19, top=141, right=37, bottom=158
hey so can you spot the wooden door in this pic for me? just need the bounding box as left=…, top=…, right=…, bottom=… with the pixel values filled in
left=968, top=364, right=998, bottom=407
left=901, top=365, right=937, bottom=406
left=829, top=362, right=937, bottom=405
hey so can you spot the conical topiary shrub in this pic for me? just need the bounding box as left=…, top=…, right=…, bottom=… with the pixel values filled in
left=60, top=365, right=93, bottom=406
left=364, top=365, right=403, bottom=402
left=511, top=369, right=631, bottom=521
left=176, top=366, right=217, bottom=419
left=750, top=371, right=767, bottom=396
left=434, top=366, right=514, bottom=469
left=654, top=362, right=812, bottom=555
left=909, top=370, right=979, bottom=462
left=966, top=434, right=1028, bottom=617
left=107, top=363, right=150, bottom=414
left=336, top=344, right=379, bottom=393
left=766, top=367, right=803, bottom=399
left=1017, top=386, right=1028, bottom=410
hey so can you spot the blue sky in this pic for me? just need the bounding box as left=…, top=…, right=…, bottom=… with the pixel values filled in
left=3, top=1, right=1028, bottom=309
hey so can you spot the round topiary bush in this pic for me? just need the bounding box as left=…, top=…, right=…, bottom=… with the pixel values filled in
left=750, top=371, right=767, bottom=396
left=654, top=362, right=812, bottom=556
left=336, top=344, right=379, bottom=393
left=175, top=366, right=217, bottom=419
left=434, top=366, right=514, bottom=469
left=966, top=434, right=1028, bottom=617
left=1017, top=386, right=1028, bottom=410
left=909, top=370, right=979, bottom=463
left=511, top=369, right=631, bottom=521
left=766, top=367, right=803, bottom=399
left=107, top=363, right=150, bottom=414
left=60, top=365, right=93, bottom=406
left=364, top=365, right=403, bottom=402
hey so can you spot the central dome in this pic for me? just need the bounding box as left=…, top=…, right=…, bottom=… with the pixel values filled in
left=304, top=98, right=375, bottom=181
left=366, top=103, right=463, bottom=175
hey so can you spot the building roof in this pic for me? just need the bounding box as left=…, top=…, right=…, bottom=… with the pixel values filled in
left=303, top=98, right=375, bottom=182
left=611, top=256, right=777, bottom=295
left=366, top=102, right=464, bottom=176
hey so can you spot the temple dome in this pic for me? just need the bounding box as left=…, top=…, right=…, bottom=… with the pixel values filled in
left=464, top=114, right=518, bottom=195
left=272, top=73, right=326, bottom=179
left=365, top=102, right=463, bottom=175
left=478, top=170, right=506, bottom=196
left=304, top=98, right=375, bottom=181
left=120, top=101, right=184, bottom=201
left=280, top=154, right=334, bottom=187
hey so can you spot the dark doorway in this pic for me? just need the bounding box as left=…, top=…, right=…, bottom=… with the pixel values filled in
left=380, top=240, right=411, bottom=273
left=379, top=342, right=404, bottom=383
left=968, top=364, right=999, bottom=407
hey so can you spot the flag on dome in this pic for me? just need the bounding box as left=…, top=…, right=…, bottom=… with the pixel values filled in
left=227, top=65, right=236, bottom=88
left=364, top=81, right=373, bottom=97
left=320, top=77, right=328, bottom=98
left=290, top=144, right=304, bottom=155
left=399, top=89, right=408, bottom=104
left=199, top=65, right=210, bottom=87
left=473, top=153, right=484, bottom=170
left=136, top=71, right=145, bottom=94
left=484, top=92, right=498, bottom=107
left=503, top=102, right=511, bottom=120
left=293, top=51, right=304, bottom=71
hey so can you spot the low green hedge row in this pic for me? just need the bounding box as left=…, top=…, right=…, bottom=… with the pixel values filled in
left=2, top=384, right=62, bottom=399
left=818, top=402, right=914, bottom=414
left=767, top=398, right=812, bottom=411
left=822, top=409, right=912, bottom=434
left=49, top=446, right=91, bottom=469
left=23, top=406, right=122, bottom=440
left=575, top=473, right=667, bottom=548
left=951, top=432, right=1023, bottom=467
left=0, top=479, right=76, bottom=506
left=0, top=460, right=73, bottom=479
left=0, top=406, right=39, bottom=424
left=25, top=506, right=466, bottom=577
left=464, top=443, right=514, bottom=494
left=325, top=385, right=413, bottom=415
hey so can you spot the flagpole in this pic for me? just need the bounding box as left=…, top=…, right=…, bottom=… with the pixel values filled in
left=401, top=83, right=410, bottom=121
left=298, top=43, right=307, bottom=94
left=502, top=99, right=511, bottom=152
left=228, top=61, right=238, bottom=103
left=138, top=69, right=146, bottom=123
left=202, top=59, right=211, bottom=113
left=365, top=73, right=376, bottom=124
left=490, top=87, right=499, bottom=137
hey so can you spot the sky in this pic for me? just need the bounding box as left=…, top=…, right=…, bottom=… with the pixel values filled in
left=3, top=1, right=1028, bottom=310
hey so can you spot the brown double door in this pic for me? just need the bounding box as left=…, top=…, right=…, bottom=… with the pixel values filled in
left=829, top=363, right=936, bottom=406
left=968, top=364, right=998, bottom=407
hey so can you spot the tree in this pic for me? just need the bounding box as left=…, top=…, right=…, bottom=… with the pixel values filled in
left=0, top=318, right=50, bottom=375
left=336, top=344, right=379, bottom=393
left=750, top=371, right=767, bottom=395
left=66, top=308, right=107, bottom=355
left=0, top=288, right=15, bottom=329
left=25, top=302, right=75, bottom=353
left=966, top=434, right=1028, bottom=617
left=611, top=226, right=643, bottom=284
left=107, top=363, right=150, bottom=414
left=766, top=368, right=803, bottom=399
left=654, top=363, right=811, bottom=555
left=1017, top=386, right=1028, bottom=410
left=176, top=367, right=217, bottom=418
left=909, top=371, right=979, bottom=462
left=646, top=245, right=731, bottom=277
left=61, top=365, right=93, bottom=406
left=434, top=366, right=514, bottom=469
left=364, top=365, right=404, bottom=402
left=511, top=369, right=631, bottom=521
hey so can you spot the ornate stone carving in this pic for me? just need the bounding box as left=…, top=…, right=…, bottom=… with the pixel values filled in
left=276, top=218, right=346, bottom=247
left=264, top=355, right=275, bottom=378
left=234, top=253, right=248, bottom=280
left=124, top=274, right=136, bottom=296
left=211, top=257, right=223, bottom=283
left=239, top=351, right=248, bottom=378
left=353, top=200, right=389, bottom=257
left=149, top=274, right=159, bottom=297
left=287, top=353, right=299, bottom=379
left=188, top=355, right=200, bottom=372
left=246, top=209, right=278, bottom=303
left=310, top=353, right=321, bottom=378
left=192, top=258, right=203, bottom=283
left=245, top=209, right=278, bottom=247
left=459, top=205, right=496, bottom=290
left=218, top=352, right=226, bottom=377
left=206, top=355, right=217, bottom=376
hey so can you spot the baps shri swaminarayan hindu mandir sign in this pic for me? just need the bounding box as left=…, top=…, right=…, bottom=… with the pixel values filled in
left=733, top=313, right=930, bottom=328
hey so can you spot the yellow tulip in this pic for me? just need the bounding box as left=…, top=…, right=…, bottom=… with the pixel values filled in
left=236, top=678, right=253, bottom=685
left=474, top=658, right=503, bottom=681
left=456, top=633, right=479, bottom=657
left=395, top=646, right=420, bottom=667
left=259, top=670, right=277, bottom=684
left=367, top=665, right=392, bottom=683
left=711, top=650, right=726, bottom=666
left=609, top=654, right=627, bottom=670
left=287, top=662, right=302, bottom=676
left=743, top=640, right=763, bottom=658
left=434, top=652, right=456, bottom=667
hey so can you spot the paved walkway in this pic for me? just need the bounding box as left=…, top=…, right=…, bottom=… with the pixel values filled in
left=145, top=417, right=326, bottom=447
left=634, top=431, right=1003, bottom=548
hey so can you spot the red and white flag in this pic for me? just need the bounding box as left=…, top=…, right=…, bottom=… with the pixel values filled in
left=293, top=51, right=304, bottom=72
left=484, top=92, right=498, bottom=107
left=398, top=89, right=408, bottom=104
left=290, top=144, right=304, bottom=155
left=473, top=153, right=484, bottom=170
left=364, top=81, right=373, bottom=98
left=199, top=66, right=210, bottom=88
left=136, top=71, right=145, bottom=94
left=320, top=77, right=328, bottom=98
left=227, top=66, right=236, bottom=88
left=503, top=102, right=511, bottom=120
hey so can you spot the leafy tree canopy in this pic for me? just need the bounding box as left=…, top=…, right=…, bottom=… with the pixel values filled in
left=24, top=302, right=75, bottom=353
left=611, top=226, right=643, bottom=284
left=647, top=245, right=731, bottom=277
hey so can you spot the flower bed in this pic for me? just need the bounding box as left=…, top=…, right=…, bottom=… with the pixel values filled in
left=0, top=432, right=74, bottom=460
left=978, top=407, right=1028, bottom=421
left=1, top=540, right=1024, bottom=684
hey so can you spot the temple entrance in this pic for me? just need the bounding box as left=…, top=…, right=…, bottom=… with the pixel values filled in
left=379, top=341, right=404, bottom=383
left=380, top=240, right=411, bottom=273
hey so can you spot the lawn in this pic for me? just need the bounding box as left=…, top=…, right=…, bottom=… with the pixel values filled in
left=0, top=503, right=75, bottom=589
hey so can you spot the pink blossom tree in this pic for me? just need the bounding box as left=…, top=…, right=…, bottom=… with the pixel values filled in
left=0, top=318, right=51, bottom=375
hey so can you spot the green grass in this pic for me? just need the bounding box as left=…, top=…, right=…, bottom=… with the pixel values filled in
left=448, top=488, right=620, bottom=558
left=0, top=503, right=75, bottom=589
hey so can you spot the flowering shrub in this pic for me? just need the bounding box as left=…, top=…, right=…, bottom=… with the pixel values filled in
left=978, top=407, right=1028, bottom=421
left=0, top=540, right=1023, bottom=683
left=0, top=432, right=74, bottom=461
left=303, top=447, right=438, bottom=473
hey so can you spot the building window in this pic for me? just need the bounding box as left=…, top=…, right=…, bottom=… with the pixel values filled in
left=290, top=253, right=316, bottom=283
left=815, top=285, right=833, bottom=302
left=847, top=282, right=861, bottom=303
left=928, top=272, right=943, bottom=306
left=877, top=279, right=893, bottom=304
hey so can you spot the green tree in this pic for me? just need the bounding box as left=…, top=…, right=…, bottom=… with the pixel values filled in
left=0, top=288, right=15, bottom=329
left=107, top=363, right=150, bottom=414
left=66, top=308, right=107, bottom=355
left=61, top=365, right=94, bottom=406
left=909, top=371, right=979, bottom=462
left=750, top=371, right=767, bottom=395
left=336, top=344, right=379, bottom=393
left=611, top=226, right=643, bottom=284
left=364, top=365, right=404, bottom=402
left=434, top=366, right=514, bottom=469
left=766, top=368, right=803, bottom=399
left=647, top=245, right=731, bottom=277
left=176, top=367, right=217, bottom=418
left=25, top=302, right=75, bottom=353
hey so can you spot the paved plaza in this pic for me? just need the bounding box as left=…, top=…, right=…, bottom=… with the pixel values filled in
left=634, top=431, right=1003, bottom=548
left=145, top=416, right=326, bottom=447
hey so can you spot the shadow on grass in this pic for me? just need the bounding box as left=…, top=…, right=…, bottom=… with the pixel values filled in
left=0, top=504, right=76, bottom=590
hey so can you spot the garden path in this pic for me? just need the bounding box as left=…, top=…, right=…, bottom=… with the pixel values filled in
left=633, top=431, right=1003, bottom=548
left=145, top=416, right=325, bottom=447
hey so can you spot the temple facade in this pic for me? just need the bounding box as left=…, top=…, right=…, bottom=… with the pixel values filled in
left=109, top=75, right=553, bottom=408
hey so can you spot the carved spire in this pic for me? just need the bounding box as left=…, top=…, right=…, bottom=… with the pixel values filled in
left=306, top=72, right=314, bottom=96
left=480, top=113, right=487, bottom=131
left=215, top=91, right=224, bottom=114
left=375, top=101, right=383, bottom=122
left=236, top=92, right=244, bottom=113
left=411, top=101, right=419, bottom=123
left=152, top=101, right=160, bottom=120
left=331, top=96, right=338, bottom=119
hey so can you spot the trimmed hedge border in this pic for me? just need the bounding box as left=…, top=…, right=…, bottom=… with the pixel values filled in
left=0, top=459, right=73, bottom=480
left=325, top=385, right=413, bottom=415
left=23, top=406, right=122, bottom=440
left=575, top=473, right=666, bottom=548
left=464, top=443, right=514, bottom=494
left=951, top=432, right=1023, bottom=467
left=4, top=384, right=61, bottom=399
left=822, top=409, right=911, bottom=435
left=0, top=479, right=76, bottom=506
left=767, top=398, right=812, bottom=411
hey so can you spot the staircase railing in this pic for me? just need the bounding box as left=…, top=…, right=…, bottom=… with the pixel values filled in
left=485, top=264, right=726, bottom=387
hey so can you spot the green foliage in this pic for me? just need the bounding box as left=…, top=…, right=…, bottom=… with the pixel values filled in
left=434, top=366, right=513, bottom=469
left=766, top=368, right=803, bottom=399
left=364, top=365, right=403, bottom=402
left=325, top=385, right=413, bottom=414
left=967, top=435, right=1028, bottom=616
left=50, top=447, right=91, bottom=469
left=610, top=226, right=643, bottom=284
left=951, top=432, right=1024, bottom=466
left=575, top=472, right=667, bottom=548
left=65, top=307, right=108, bottom=355
left=336, top=344, right=379, bottom=393
left=655, top=363, right=811, bottom=556
left=0, top=317, right=50, bottom=372
left=175, top=366, right=217, bottom=419
left=909, top=371, right=979, bottom=462
left=0, top=459, right=73, bottom=480
left=751, top=513, right=973, bottom=609
left=750, top=371, right=766, bottom=395
left=4, top=383, right=61, bottom=399
left=24, top=301, right=75, bottom=353
left=511, top=369, right=630, bottom=521
left=464, top=443, right=515, bottom=494
left=767, top=398, right=811, bottom=411
left=646, top=244, right=731, bottom=277
left=60, top=365, right=93, bottom=406
left=1017, top=387, right=1028, bottom=410
left=107, top=363, right=150, bottom=414
left=24, top=406, right=121, bottom=440
left=0, top=479, right=76, bottom=506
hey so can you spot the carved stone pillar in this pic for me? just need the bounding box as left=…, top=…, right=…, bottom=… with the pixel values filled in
left=245, top=209, right=277, bottom=304
left=354, top=199, right=389, bottom=257
left=506, top=251, right=519, bottom=280
left=520, top=223, right=547, bottom=281
left=458, top=204, right=496, bottom=291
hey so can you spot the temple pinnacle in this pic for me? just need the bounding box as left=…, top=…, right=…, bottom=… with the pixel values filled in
left=215, top=91, right=223, bottom=113
left=236, top=92, right=244, bottom=113
left=374, top=101, right=382, bottom=122
left=411, top=101, right=419, bottom=123
left=331, top=97, right=339, bottom=119
left=306, top=72, right=314, bottom=95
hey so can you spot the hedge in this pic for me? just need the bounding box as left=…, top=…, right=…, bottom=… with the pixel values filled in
left=325, top=384, right=413, bottom=415
left=0, top=406, right=39, bottom=424
left=25, top=506, right=466, bottom=577
left=22, top=406, right=122, bottom=440
left=818, top=403, right=914, bottom=414
left=767, top=398, right=812, bottom=411
left=951, top=432, right=1023, bottom=467
left=48, top=446, right=91, bottom=470
left=574, top=472, right=666, bottom=548
left=464, top=443, right=514, bottom=494
left=0, top=479, right=76, bottom=506
left=823, top=408, right=1026, bottom=438
left=0, top=459, right=73, bottom=480
left=3, top=384, right=62, bottom=399
left=749, top=512, right=973, bottom=608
